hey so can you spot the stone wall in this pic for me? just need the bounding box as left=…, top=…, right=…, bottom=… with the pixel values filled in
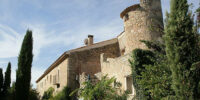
left=100, top=53, right=134, bottom=99
left=37, top=58, right=68, bottom=96
left=118, top=0, right=163, bottom=55
left=67, top=41, right=120, bottom=89
left=118, top=32, right=126, bottom=55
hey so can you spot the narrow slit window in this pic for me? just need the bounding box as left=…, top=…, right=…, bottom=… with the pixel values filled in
left=125, top=14, right=129, bottom=21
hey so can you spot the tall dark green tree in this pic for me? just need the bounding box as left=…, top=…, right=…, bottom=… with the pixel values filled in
left=3, top=62, right=11, bottom=95
left=15, top=30, right=33, bottom=100
left=197, top=7, right=200, bottom=28
left=165, top=0, right=200, bottom=99
left=130, top=40, right=175, bottom=100
left=0, top=68, right=3, bottom=97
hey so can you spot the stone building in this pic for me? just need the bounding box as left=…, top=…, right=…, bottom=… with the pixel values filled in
left=36, top=0, right=163, bottom=99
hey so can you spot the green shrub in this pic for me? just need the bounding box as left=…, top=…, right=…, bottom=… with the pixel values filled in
left=50, top=87, right=72, bottom=100
left=42, top=87, right=54, bottom=100
left=29, top=89, right=40, bottom=100
left=71, top=75, right=128, bottom=100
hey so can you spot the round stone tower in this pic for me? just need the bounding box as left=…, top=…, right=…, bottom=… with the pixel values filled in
left=118, top=0, right=163, bottom=55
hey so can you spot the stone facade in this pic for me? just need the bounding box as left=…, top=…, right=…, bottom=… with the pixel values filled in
left=119, top=0, right=163, bottom=55
left=36, top=38, right=120, bottom=96
left=100, top=53, right=133, bottom=99
left=66, top=38, right=120, bottom=89
left=37, top=58, right=68, bottom=96
left=36, top=0, right=163, bottom=99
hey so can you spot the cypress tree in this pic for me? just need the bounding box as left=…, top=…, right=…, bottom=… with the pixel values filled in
left=3, top=62, right=11, bottom=95
left=16, top=30, right=33, bottom=100
left=197, top=8, right=200, bottom=28
left=165, top=0, right=200, bottom=99
left=0, top=68, right=3, bottom=97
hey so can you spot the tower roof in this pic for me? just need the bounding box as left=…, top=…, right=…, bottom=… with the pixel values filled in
left=120, top=4, right=140, bottom=18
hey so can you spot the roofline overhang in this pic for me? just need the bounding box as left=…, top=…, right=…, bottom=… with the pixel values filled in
left=36, top=52, right=69, bottom=83
left=120, top=4, right=140, bottom=18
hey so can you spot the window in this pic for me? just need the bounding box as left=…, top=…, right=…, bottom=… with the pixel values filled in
left=50, top=75, right=52, bottom=84
left=126, top=76, right=133, bottom=94
left=57, top=70, right=60, bottom=83
left=121, top=48, right=125, bottom=55
left=124, top=14, right=129, bottom=21
left=57, top=84, right=60, bottom=88
left=53, top=75, right=57, bottom=85
left=41, top=82, right=43, bottom=88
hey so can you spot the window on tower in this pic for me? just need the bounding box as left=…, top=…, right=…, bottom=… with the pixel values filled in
left=124, top=14, right=129, bottom=22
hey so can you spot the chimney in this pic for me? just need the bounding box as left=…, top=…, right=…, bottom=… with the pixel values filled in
left=84, top=35, right=94, bottom=46
left=88, top=35, right=94, bottom=45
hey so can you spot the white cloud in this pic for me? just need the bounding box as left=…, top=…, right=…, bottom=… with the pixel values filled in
left=0, top=25, right=23, bottom=58
left=0, top=24, right=74, bottom=59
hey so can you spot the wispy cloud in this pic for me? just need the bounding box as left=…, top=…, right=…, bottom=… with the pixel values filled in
left=0, top=25, right=22, bottom=58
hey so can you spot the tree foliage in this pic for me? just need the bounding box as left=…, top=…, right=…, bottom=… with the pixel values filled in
left=42, top=87, right=54, bottom=100
left=0, top=68, right=3, bottom=98
left=164, top=0, right=200, bottom=99
left=29, top=88, right=40, bottom=100
left=50, top=87, right=72, bottom=100
left=130, top=0, right=200, bottom=100
left=71, top=75, right=128, bottom=100
left=8, top=82, right=16, bottom=100
left=3, top=62, right=11, bottom=95
left=16, top=30, right=33, bottom=100
left=130, top=40, right=175, bottom=100
left=197, top=7, right=200, bottom=27
left=129, top=48, right=154, bottom=100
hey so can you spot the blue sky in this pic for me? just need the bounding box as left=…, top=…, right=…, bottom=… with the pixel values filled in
left=0, top=0, right=199, bottom=88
